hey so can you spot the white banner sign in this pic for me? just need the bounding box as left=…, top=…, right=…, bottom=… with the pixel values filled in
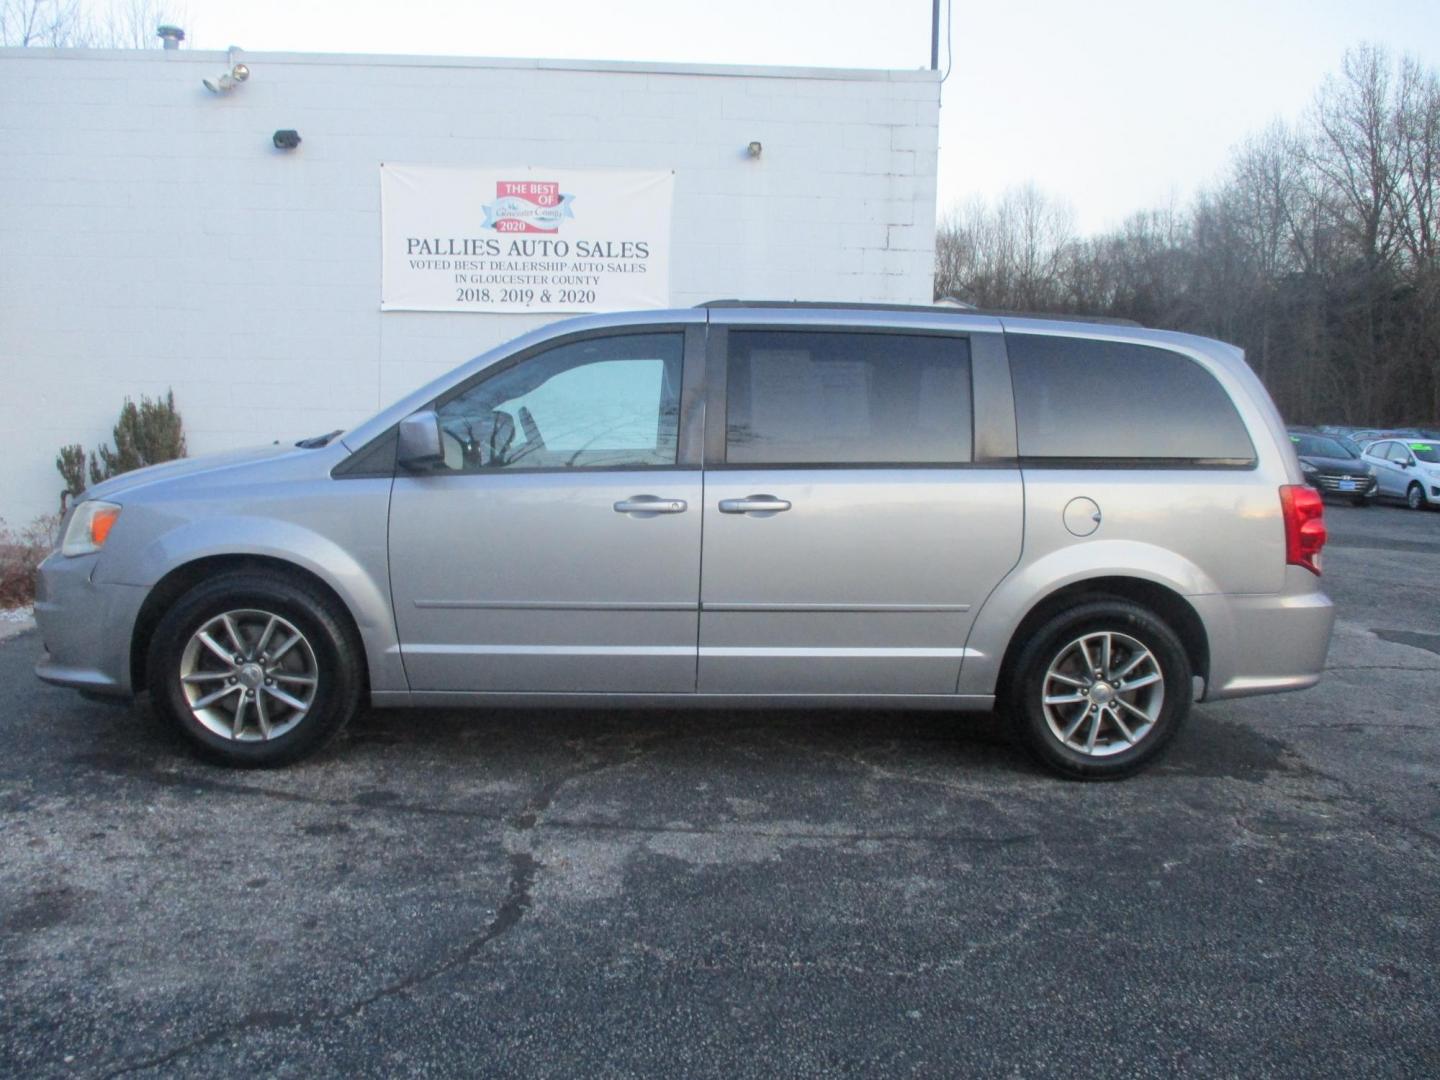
left=380, top=165, right=673, bottom=314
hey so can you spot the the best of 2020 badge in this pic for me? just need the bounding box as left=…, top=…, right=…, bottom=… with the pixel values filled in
left=481, top=181, right=576, bottom=234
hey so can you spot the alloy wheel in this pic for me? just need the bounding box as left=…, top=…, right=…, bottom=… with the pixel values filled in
left=178, top=609, right=319, bottom=741
left=1040, top=630, right=1164, bottom=757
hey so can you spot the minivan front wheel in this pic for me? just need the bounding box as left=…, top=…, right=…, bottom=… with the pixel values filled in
left=1008, top=600, right=1192, bottom=780
left=147, top=571, right=363, bottom=767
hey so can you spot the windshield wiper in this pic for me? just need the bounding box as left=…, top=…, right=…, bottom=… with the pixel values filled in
left=296, top=429, right=343, bottom=449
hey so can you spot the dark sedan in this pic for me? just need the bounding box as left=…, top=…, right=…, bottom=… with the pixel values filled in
left=1289, top=432, right=1378, bottom=505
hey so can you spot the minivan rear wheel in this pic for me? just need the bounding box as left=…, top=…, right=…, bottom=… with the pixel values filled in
left=1007, top=599, right=1192, bottom=780
left=146, top=571, right=363, bottom=767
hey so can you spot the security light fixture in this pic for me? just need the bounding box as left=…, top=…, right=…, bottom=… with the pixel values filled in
left=747, top=141, right=763, bottom=159
left=204, top=49, right=250, bottom=94
left=272, top=130, right=302, bottom=150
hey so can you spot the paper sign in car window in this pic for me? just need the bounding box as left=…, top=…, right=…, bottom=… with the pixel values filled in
left=1409, top=443, right=1432, bottom=451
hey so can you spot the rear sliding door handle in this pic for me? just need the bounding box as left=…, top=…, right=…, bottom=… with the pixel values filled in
left=718, top=495, right=792, bottom=514
left=614, top=495, right=687, bottom=515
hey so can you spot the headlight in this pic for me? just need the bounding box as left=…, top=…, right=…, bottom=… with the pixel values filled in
left=61, top=500, right=122, bottom=557
left=1366, top=465, right=1377, bottom=477
left=1299, top=460, right=1317, bottom=474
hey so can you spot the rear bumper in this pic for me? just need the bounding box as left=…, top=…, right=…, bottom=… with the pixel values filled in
left=1193, top=568, right=1335, bottom=702
left=32, top=552, right=146, bottom=698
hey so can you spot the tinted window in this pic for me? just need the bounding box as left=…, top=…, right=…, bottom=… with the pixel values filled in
left=435, top=333, right=683, bottom=470
left=1008, top=334, right=1255, bottom=463
left=725, top=332, right=972, bottom=465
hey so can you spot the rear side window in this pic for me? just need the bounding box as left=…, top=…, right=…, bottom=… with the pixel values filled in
left=1007, top=334, right=1255, bottom=465
left=725, top=331, right=972, bottom=465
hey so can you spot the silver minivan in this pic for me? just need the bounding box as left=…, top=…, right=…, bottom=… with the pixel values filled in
left=35, top=303, right=1336, bottom=779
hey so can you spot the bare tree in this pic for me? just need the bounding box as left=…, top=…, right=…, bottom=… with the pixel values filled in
left=935, top=45, right=1440, bottom=428
left=93, top=0, right=177, bottom=47
left=1311, top=43, right=1405, bottom=267
left=933, top=185, right=1074, bottom=310
left=1393, top=55, right=1440, bottom=270
left=1392, top=56, right=1440, bottom=418
left=0, top=0, right=87, bottom=46
left=1, top=0, right=185, bottom=47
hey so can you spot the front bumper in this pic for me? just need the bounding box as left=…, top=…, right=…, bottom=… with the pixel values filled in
left=33, top=552, right=147, bottom=698
left=1308, top=472, right=1376, bottom=498
left=1192, top=566, right=1336, bottom=701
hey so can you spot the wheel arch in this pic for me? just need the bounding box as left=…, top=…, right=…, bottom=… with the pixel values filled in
left=992, top=577, right=1209, bottom=702
left=130, top=554, right=371, bottom=695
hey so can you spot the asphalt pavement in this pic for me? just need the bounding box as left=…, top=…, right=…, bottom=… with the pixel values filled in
left=1, top=503, right=1437, bottom=1078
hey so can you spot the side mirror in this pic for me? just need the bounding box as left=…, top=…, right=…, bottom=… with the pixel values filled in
left=397, top=409, right=444, bottom=469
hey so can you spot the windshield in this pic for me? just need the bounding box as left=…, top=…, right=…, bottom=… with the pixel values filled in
left=1291, top=434, right=1356, bottom=459
left=1408, top=442, right=1439, bottom=464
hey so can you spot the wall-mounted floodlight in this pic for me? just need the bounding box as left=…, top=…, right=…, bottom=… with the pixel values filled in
left=272, top=130, right=302, bottom=150
left=747, top=141, right=763, bottom=159
left=204, top=48, right=250, bottom=94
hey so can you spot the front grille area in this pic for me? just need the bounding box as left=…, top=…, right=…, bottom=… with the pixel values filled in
left=1312, top=472, right=1376, bottom=495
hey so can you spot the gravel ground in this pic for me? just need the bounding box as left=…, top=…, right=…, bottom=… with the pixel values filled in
left=1, top=503, right=1437, bottom=1078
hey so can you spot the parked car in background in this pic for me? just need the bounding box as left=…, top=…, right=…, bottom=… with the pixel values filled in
left=1351, top=429, right=1422, bottom=449
left=1288, top=432, right=1378, bottom=506
left=1298, top=425, right=1365, bottom=457
left=1361, top=438, right=1440, bottom=509
left=34, top=303, right=1336, bottom=780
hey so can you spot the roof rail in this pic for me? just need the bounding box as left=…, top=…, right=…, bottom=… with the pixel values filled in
left=696, top=299, right=1143, bottom=327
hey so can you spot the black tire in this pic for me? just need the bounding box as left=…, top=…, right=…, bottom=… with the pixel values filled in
left=1005, top=599, right=1192, bottom=781
left=1406, top=483, right=1425, bottom=511
left=146, top=570, right=363, bottom=767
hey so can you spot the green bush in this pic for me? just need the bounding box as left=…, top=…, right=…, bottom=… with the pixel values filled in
left=56, top=390, right=187, bottom=509
left=56, top=444, right=86, bottom=506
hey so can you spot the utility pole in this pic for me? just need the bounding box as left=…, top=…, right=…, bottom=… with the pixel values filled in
left=931, top=0, right=940, bottom=70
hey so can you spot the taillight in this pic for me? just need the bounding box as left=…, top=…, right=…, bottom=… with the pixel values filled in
left=1280, top=484, right=1326, bottom=575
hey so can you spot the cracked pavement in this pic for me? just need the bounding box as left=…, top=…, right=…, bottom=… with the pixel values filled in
left=1, top=504, right=1437, bottom=1077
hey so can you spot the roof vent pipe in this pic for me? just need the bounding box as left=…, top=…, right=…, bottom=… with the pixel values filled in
left=157, top=25, right=185, bottom=49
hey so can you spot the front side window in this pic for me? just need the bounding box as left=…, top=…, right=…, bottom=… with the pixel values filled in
left=1007, top=334, right=1256, bottom=464
left=434, top=333, right=684, bottom=471
left=1385, top=442, right=1410, bottom=464
left=724, top=331, right=973, bottom=465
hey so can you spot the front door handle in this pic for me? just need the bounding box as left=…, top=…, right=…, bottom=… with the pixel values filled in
left=718, top=495, right=792, bottom=514
left=614, top=495, right=687, bottom=515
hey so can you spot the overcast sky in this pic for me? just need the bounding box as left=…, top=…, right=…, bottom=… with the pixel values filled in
left=173, top=0, right=1440, bottom=234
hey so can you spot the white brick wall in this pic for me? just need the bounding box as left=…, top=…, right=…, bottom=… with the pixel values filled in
left=0, top=48, right=940, bottom=525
